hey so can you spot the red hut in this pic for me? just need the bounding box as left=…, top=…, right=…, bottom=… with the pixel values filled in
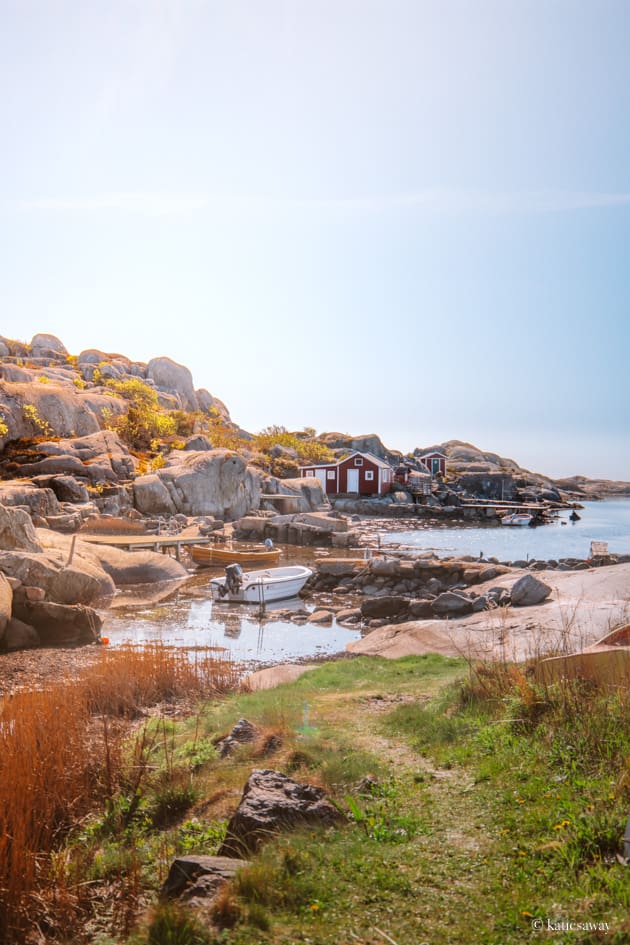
left=417, top=450, right=446, bottom=477
left=300, top=451, right=393, bottom=496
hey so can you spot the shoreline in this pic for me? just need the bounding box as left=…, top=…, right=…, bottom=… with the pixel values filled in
left=3, top=562, right=628, bottom=697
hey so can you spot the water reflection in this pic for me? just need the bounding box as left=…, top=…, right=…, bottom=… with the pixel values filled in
left=101, top=572, right=360, bottom=664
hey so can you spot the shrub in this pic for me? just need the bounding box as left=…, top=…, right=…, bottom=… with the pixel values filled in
left=102, top=378, right=176, bottom=450
left=254, top=426, right=335, bottom=470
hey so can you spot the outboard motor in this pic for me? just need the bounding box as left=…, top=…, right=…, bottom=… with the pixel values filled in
left=224, top=563, right=244, bottom=596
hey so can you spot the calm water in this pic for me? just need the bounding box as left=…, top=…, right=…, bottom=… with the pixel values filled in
left=101, top=499, right=629, bottom=663
left=102, top=569, right=361, bottom=665
left=380, top=499, right=630, bottom=561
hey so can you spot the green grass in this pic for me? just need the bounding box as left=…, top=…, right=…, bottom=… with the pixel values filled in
left=38, top=653, right=629, bottom=945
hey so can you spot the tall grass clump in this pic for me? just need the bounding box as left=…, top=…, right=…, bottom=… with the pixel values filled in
left=0, top=645, right=239, bottom=943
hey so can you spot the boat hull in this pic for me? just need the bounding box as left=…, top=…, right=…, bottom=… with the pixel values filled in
left=210, top=566, right=313, bottom=603
left=191, top=545, right=281, bottom=567
left=500, top=513, right=533, bottom=526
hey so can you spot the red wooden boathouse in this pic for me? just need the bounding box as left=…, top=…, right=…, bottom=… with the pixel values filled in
left=300, top=451, right=394, bottom=496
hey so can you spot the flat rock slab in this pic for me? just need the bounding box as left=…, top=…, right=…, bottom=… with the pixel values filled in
left=244, top=663, right=317, bottom=691
left=161, top=855, right=248, bottom=901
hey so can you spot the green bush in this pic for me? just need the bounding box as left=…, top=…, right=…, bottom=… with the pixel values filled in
left=103, top=378, right=176, bottom=449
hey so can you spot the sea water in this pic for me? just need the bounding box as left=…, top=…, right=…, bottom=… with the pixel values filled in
left=101, top=499, right=630, bottom=663
left=102, top=575, right=361, bottom=665
left=379, top=498, right=630, bottom=561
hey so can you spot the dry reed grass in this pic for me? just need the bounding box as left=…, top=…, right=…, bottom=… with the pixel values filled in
left=0, top=644, right=239, bottom=943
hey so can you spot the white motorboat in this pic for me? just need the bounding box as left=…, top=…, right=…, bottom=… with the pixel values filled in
left=210, top=565, right=313, bottom=603
left=500, top=512, right=533, bottom=526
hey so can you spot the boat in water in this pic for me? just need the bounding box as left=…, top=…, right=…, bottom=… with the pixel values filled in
left=500, top=512, right=534, bottom=527
left=191, top=544, right=281, bottom=567
left=210, top=565, right=313, bottom=603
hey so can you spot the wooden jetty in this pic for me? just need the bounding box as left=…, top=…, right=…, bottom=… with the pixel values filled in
left=80, top=534, right=211, bottom=562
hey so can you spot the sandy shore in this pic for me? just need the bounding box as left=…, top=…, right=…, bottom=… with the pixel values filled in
left=346, top=562, right=630, bottom=662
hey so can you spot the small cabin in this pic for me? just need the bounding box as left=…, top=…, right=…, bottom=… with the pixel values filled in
left=300, top=451, right=393, bottom=496
left=417, top=450, right=446, bottom=477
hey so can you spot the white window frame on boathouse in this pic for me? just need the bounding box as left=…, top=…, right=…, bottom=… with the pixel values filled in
left=365, top=470, right=374, bottom=481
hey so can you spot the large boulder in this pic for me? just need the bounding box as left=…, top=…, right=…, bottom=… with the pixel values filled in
left=47, top=476, right=90, bottom=504
left=0, top=550, right=114, bottom=605
left=133, top=450, right=261, bottom=520
left=30, top=333, right=68, bottom=358
left=510, top=574, right=552, bottom=607
left=147, top=357, right=199, bottom=412
left=218, top=769, right=343, bottom=857
left=12, top=600, right=102, bottom=645
left=85, top=544, right=188, bottom=586
left=0, top=572, right=12, bottom=642
left=0, top=503, right=43, bottom=552
left=37, top=530, right=186, bottom=589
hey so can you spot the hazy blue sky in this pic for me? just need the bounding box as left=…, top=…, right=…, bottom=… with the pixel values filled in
left=1, top=1, right=629, bottom=479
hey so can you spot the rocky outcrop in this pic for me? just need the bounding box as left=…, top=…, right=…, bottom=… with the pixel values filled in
left=218, top=769, right=343, bottom=857
left=0, top=380, right=101, bottom=442
left=133, top=450, right=261, bottom=519
left=319, top=432, right=390, bottom=460
left=34, top=431, right=137, bottom=479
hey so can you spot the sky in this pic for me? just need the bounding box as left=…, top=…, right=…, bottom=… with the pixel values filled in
left=1, top=0, right=629, bottom=480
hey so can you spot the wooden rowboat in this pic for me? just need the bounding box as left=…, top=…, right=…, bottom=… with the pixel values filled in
left=190, top=545, right=281, bottom=567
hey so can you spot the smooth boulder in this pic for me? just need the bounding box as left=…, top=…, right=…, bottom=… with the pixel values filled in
left=147, top=356, right=199, bottom=412
left=133, top=450, right=261, bottom=519
left=510, top=574, right=552, bottom=607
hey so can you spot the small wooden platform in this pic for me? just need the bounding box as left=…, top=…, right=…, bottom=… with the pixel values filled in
left=80, top=534, right=211, bottom=561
